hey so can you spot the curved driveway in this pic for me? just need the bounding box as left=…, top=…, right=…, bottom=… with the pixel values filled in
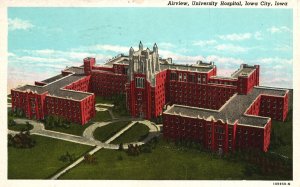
left=8, top=118, right=160, bottom=149
left=8, top=104, right=161, bottom=180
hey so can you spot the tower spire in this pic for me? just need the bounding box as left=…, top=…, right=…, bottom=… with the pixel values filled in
left=129, top=46, right=134, bottom=56
left=153, top=43, right=158, bottom=53
left=139, top=41, right=143, bottom=51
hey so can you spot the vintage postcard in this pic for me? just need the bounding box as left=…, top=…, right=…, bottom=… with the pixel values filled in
left=1, top=0, right=299, bottom=187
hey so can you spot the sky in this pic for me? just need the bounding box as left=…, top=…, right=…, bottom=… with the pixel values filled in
left=7, top=8, right=293, bottom=93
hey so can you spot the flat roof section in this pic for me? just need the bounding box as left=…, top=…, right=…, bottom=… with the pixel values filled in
left=210, top=76, right=237, bottom=81
left=64, top=67, right=85, bottom=75
left=166, top=105, right=220, bottom=120
left=15, top=85, right=46, bottom=94
left=161, top=63, right=214, bottom=73
left=232, top=67, right=256, bottom=78
left=41, top=74, right=65, bottom=84
left=164, top=86, right=288, bottom=127
left=14, top=67, right=93, bottom=101
left=104, top=56, right=129, bottom=66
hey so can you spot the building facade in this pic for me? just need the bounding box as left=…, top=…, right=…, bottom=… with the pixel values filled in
left=11, top=42, right=290, bottom=152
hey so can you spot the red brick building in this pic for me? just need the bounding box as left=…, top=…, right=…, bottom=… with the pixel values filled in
left=11, top=42, right=290, bottom=152
left=11, top=67, right=95, bottom=125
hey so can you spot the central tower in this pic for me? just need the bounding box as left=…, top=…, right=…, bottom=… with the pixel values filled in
left=128, top=41, right=160, bottom=86
left=126, top=41, right=164, bottom=119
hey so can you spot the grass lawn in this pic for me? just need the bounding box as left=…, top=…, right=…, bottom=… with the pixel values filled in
left=8, top=135, right=92, bottom=179
left=91, top=111, right=111, bottom=122
left=95, top=95, right=114, bottom=104
left=112, top=123, right=149, bottom=144
left=95, top=95, right=130, bottom=118
left=43, top=111, right=112, bottom=136
left=8, top=124, right=34, bottom=131
left=44, top=122, right=94, bottom=136
left=269, top=110, right=293, bottom=158
left=60, top=139, right=278, bottom=180
left=113, top=109, right=131, bottom=118
left=93, top=121, right=131, bottom=142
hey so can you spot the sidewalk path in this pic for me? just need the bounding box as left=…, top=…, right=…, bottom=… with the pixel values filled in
left=105, top=121, right=136, bottom=144
left=50, top=121, right=137, bottom=180
left=50, top=145, right=102, bottom=180
left=95, top=103, right=114, bottom=108
left=8, top=113, right=161, bottom=180
left=107, top=109, right=117, bottom=120
left=95, top=106, right=117, bottom=120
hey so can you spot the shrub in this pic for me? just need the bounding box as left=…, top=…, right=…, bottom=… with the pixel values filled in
left=8, top=134, right=14, bottom=146
left=59, top=151, right=76, bottom=163
left=84, top=153, right=97, bottom=164
left=127, top=144, right=141, bottom=156
left=9, top=131, right=36, bottom=148
left=118, top=143, right=124, bottom=151
left=44, top=115, right=72, bottom=129
left=8, top=118, right=16, bottom=126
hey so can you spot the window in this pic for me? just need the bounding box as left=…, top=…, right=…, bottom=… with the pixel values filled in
left=188, top=74, right=195, bottom=83
left=183, top=73, right=187, bottom=82
left=135, top=77, right=145, bottom=88
left=179, top=73, right=182, bottom=81
left=198, top=75, right=201, bottom=83
left=170, top=72, right=177, bottom=81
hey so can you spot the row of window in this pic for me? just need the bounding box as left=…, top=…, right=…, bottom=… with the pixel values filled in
left=209, top=79, right=237, bottom=86
left=168, top=83, right=236, bottom=93
left=169, top=92, right=231, bottom=98
left=237, top=129, right=262, bottom=136
left=170, top=72, right=207, bottom=83
left=92, top=86, right=124, bottom=91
